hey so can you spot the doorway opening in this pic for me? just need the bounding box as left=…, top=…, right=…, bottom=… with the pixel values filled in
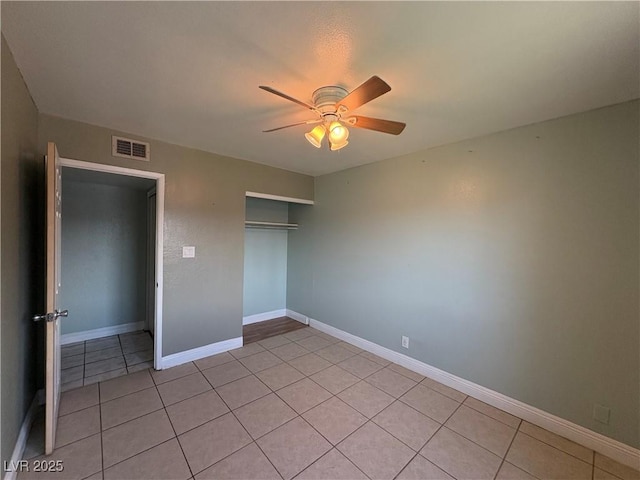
left=58, top=158, right=164, bottom=383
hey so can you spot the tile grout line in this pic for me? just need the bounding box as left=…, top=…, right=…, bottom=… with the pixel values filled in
left=293, top=414, right=373, bottom=480
left=240, top=420, right=286, bottom=480
left=267, top=383, right=368, bottom=479
left=398, top=393, right=455, bottom=425
left=414, top=395, right=531, bottom=475
left=87, top=331, right=154, bottom=383
left=461, top=398, right=521, bottom=428
left=119, top=333, right=127, bottom=372
left=198, top=371, right=285, bottom=479
left=287, top=359, right=423, bottom=479
left=516, top=427, right=596, bottom=467
left=98, top=388, right=164, bottom=432
left=98, top=377, right=182, bottom=473
left=98, top=378, right=105, bottom=478
left=81, top=340, right=86, bottom=385
left=161, top=375, right=301, bottom=448
left=160, top=378, right=196, bottom=480
left=83, top=335, right=125, bottom=386
left=101, top=434, right=182, bottom=474
left=369, top=399, right=441, bottom=458
left=302, top=446, right=373, bottom=480
left=335, top=362, right=385, bottom=382
left=492, top=418, right=524, bottom=480
left=360, top=370, right=419, bottom=398
left=370, top=379, right=555, bottom=474
left=437, top=400, right=524, bottom=457
left=198, top=342, right=374, bottom=479
left=336, top=418, right=410, bottom=479
left=412, top=396, right=467, bottom=480
left=392, top=450, right=421, bottom=480
left=271, top=342, right=447, bottom=472
left=397, top=383, right=467, bottom=425
left=407, top=372, right=595, bottom=470
left=103, top=438, right=184, bottom=478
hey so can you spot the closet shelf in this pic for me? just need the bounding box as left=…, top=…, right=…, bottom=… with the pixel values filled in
left=245, top=220, right=298, bottom=230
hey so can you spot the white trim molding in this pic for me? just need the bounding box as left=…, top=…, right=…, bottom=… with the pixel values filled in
left=289, top=311, right=640, bottom=469
left=285, top=309, right=309, bottom=325
left=243, top=309, right=287, bottom=325
left=60, top=321, right=144, bottom=345
left=60, top=158, right=159, bottom=179
left=246, top=191, right=314, bottom=205
left=160, top=336, right=243, bottom=370
left=5, top=390, right=44, bottom=480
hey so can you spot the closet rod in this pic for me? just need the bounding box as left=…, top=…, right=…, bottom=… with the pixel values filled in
left=245, top=220, right=298, bottom=230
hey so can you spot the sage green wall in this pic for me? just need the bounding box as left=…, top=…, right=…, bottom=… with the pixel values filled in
left=287, top=101, right=640, bottom=448
left=38, top=114, right=313, bottom=355
left=243, top=198, right=289, bottom=317
left=60, top=179, right=147, bottom=335
left=1, top=36, right=42, bottom=469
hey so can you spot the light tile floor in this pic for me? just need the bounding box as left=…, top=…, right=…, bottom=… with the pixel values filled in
left=61, top=331, right=154, bottom=391
left=22, top=327, right=639, bottom=480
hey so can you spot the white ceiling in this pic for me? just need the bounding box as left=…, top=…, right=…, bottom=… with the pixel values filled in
left=3, top=2, right=638, bottom=176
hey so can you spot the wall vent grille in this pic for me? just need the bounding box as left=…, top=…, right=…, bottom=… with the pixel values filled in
left=112, top=136, right=150, bottom=161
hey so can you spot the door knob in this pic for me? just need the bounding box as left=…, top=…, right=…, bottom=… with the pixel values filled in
left=33, top=309, right=69, bottom=322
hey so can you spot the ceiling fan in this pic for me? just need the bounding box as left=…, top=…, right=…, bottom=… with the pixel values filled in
left=259, top=76, right=406, bottom=151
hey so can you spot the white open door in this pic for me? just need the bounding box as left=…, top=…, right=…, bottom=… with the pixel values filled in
left=33, top=142, right=67, bottom=455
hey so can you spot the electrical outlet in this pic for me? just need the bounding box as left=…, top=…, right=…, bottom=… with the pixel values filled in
left=593, top=404, right=610, bottom=424
left=401, top=336, right=409, bottom=349
left=182, top=246, right=195, bottom=258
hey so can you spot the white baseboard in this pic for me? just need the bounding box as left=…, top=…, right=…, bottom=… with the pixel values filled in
left=61, top=321, right=144, bottom=345
left=242, top=309, right=287, bottom=325
left=285, top=309, right=309, bottom=325
left=160, top=336, right=243, bottom=369
left=4, top=389, right=44, bottom=480
left=301, top=314, right=640, bottom=470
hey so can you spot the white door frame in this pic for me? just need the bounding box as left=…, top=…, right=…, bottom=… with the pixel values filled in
left=145, top=187, right=157, bottom=335
left=59, top=158, right=165, bottom=369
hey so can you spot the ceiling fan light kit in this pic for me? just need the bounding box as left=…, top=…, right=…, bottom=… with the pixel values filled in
left=303, top=120, right=349, bottom=150
left=260, top=76, right=406, bottom=152
left=305, top=125, right=325, bottom=148
left=329, top=121, right=348, bottom=142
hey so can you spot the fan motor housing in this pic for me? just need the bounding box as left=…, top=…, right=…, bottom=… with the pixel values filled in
left=312, top=86, right=348, bottom=114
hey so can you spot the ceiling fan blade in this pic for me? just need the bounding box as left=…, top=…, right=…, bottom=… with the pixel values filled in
left=259, top=86, right=317, bottom=111
left=348, top=116, right=406, bottom=135
left=337, top=76, right=391, bottom=112
left=263, top=119, right=322, bottom=133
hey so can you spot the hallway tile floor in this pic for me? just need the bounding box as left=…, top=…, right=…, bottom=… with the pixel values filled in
left=23, top=327, right=639, bottom=480
left=61, top=331, right=153, bottom=391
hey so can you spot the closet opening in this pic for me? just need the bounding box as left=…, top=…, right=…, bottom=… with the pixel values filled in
left=242, top=192, right=313, bottom=344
